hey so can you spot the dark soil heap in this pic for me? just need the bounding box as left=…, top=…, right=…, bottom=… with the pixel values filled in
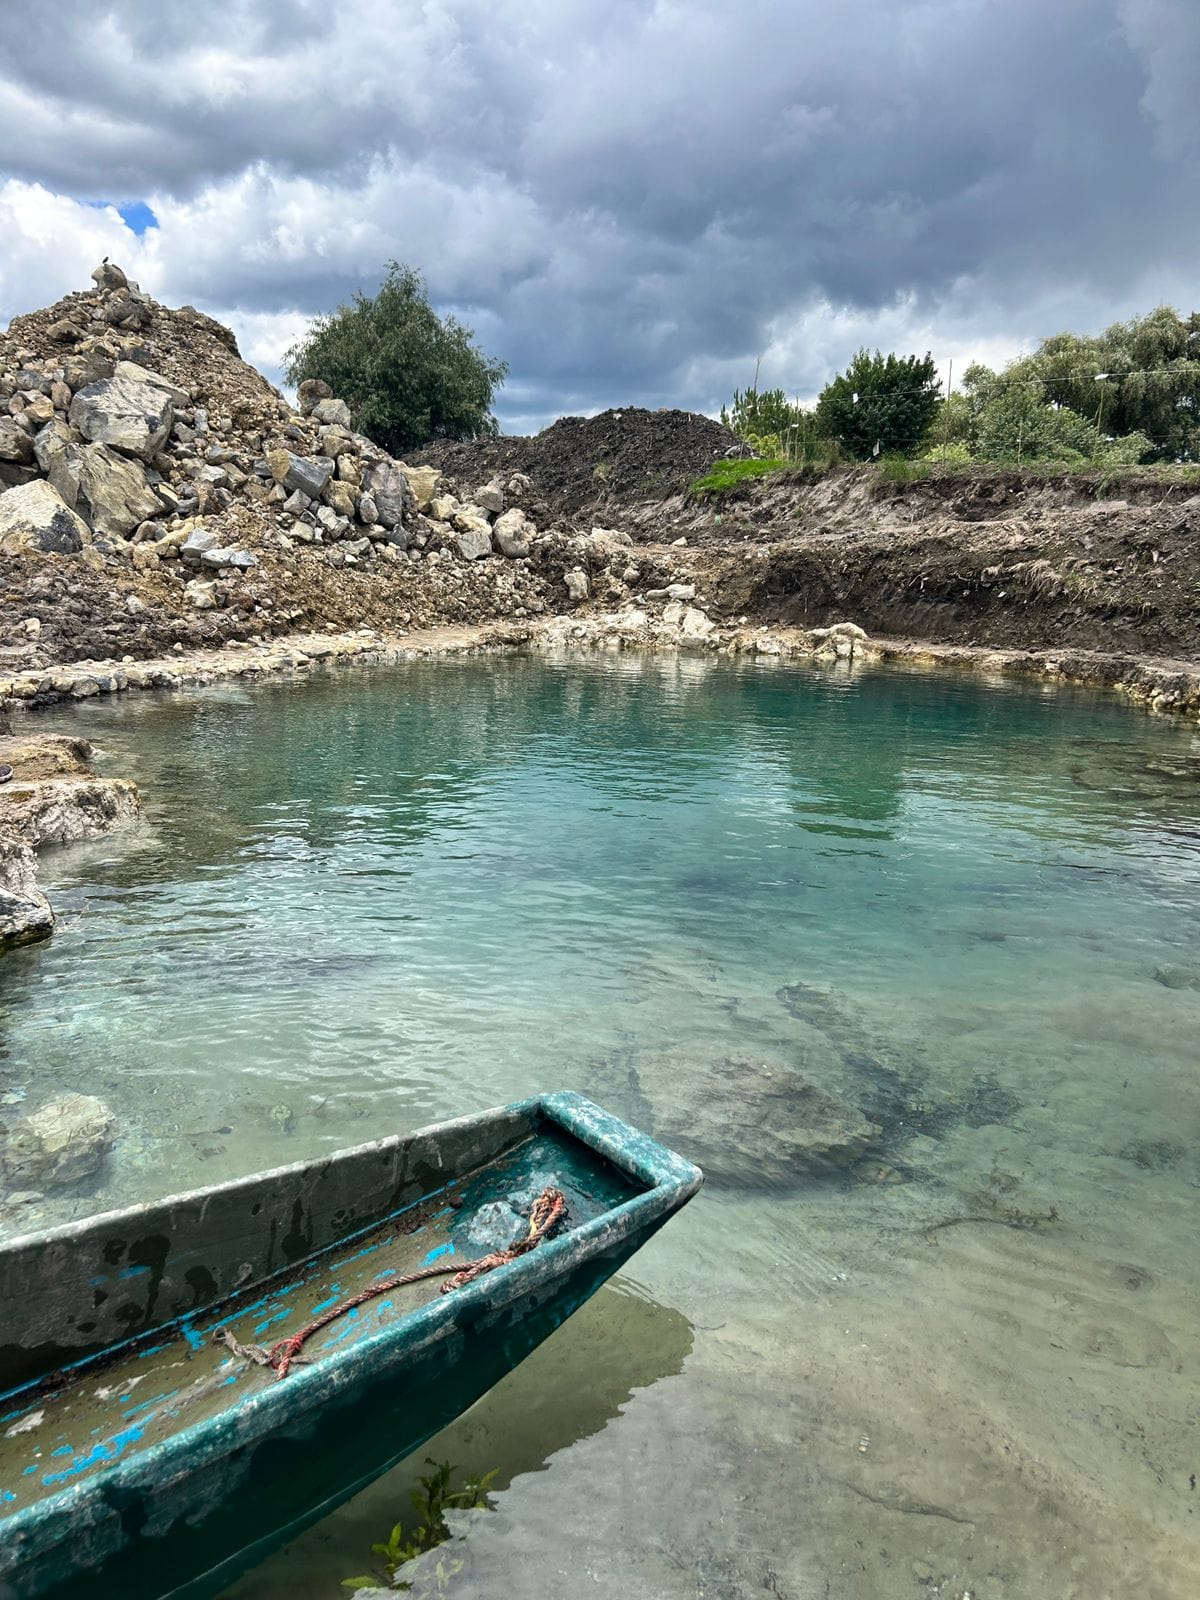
left=415, top=408, right=745, bottom=518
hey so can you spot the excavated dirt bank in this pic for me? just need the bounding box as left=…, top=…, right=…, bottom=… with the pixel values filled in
left=620, top=467, right=1200, bottom=657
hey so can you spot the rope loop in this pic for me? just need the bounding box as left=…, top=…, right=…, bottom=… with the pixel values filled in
left=265, top=1186, right=566, bottom=1379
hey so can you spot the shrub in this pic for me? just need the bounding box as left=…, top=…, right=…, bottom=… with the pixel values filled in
left=720, top=382, right=838, bottom=467
left=284, top=263, right=508, bottom=455
left=920, top=440, right=973, bottom=465
left=815, top=349, right=941, bottom=459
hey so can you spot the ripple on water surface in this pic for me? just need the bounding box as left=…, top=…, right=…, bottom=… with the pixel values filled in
left=4, top=654, right=1200, bottom=1599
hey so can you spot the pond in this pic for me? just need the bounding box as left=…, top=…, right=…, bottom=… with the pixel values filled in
left=3, top=653, right=1199, bottom=1598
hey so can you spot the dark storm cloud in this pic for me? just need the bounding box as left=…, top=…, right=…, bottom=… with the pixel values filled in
left=1, top=0, right=1196, bottom=426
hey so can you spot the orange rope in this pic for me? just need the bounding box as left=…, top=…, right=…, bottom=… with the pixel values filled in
left=266, top=1187, right=566, bottom=1379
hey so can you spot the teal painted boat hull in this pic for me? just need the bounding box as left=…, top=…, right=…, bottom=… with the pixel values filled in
left=0, top=1092, right=701, bottom=1599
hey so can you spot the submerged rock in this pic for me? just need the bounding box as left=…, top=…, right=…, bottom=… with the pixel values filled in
left=2, top=1092, right=116, bottom=1189
left=632, top=1051, right=879, bottom=1187
left=1154, top=963, right=1200, bottom=992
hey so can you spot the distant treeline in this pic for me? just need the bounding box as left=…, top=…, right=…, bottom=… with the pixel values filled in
left=722, top=308, right=1200, bottom=470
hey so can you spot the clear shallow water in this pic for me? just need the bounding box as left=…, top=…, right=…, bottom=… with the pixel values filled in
left=3, top=654, right=1200, bottom=1598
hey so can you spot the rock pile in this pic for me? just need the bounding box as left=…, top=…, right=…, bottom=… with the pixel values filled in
left=0, top=263, right=555, bottom=575
left=1, top=264, right=635, bottom=667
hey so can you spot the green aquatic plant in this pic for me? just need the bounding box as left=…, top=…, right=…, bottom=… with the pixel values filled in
left=342, top=1459, right=499, bottom=1593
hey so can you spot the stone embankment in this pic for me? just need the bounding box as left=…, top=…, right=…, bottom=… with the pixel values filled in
left=0, top=729, right=140, bottom=950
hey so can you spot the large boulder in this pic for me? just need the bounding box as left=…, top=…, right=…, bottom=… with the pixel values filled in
left=179, top=527, right=221, bottom=563
left=113, top=360, right=190, bottom=408
left=363, top=459, right=415, bottom=529
left=43, top=435, right=162, bottom=536
left=91, top=261, right=128, bottom=291
left=629, top=1052, right=879, bottom=1188
left=473, top=479, right=504, bottom=514
left=0, top=834, right=53, bottom=951
left=69, top=369, right=174, bottom=460
left=454, top=524, right=493, bottom=560
left=2, top=1093, right=116, bottom=1189
left=311, top=396, right=352, bottom=428
left=0, top=777, right=142, bottom=846
left=0, top=419, right=34, bottom=465
left=0, top=479, right=90, bottom=554
left=297, top=377, right=333, bottom=414
left=398, top=463, right=441, bottom=511
left=493, top=507, right=533, bottom=558
left=185, top=578, right=219, bottom=609
left=265, top=448, right=332, bottom=499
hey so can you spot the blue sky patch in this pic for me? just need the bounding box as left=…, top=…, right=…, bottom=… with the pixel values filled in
left=86, top=199, right=158, bottom=235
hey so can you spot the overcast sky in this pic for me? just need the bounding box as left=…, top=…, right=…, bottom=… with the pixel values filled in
left=0, top=0, right=1195, bottom=431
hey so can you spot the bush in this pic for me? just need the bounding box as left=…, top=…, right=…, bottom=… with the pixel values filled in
left=720, top=384, right=839, bottom=467
left=920, top=440, right=973, bottom=464
left=284, top=263, right=508, bottom=455
left=815, top=349, right=941, bottom=459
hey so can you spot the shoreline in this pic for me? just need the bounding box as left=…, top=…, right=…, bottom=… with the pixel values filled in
left=6, top=611, right=1196, bottom=951
left=3, top=614, right=1198, bottom=721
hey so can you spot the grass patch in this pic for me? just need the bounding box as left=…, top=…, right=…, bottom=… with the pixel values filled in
left=690, top=457, right=787, bottom=495
left=876, top=454, right=932, bottom=484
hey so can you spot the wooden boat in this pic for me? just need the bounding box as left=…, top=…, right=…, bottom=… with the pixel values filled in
left=0, top=1091, right=701, bottom=1600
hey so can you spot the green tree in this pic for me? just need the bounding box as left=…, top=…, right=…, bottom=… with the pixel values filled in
left=721, top=385, right=804, bottom=441
left=283, top=263, right=508, bottom=454
left=983, top=308, right=1200, bottom=460
left=815, top=349, right=941, bottom=459
left=954, top=364, right=1154, bottom=465
left=719, top=383, right=835, bottom=464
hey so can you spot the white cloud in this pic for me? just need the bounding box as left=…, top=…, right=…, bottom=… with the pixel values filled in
left=0, top=1, right=1195, bottom=429
left=0, top=182, right=153, bottom=326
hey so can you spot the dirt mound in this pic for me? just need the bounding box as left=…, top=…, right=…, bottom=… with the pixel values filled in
left=416, top=408, right=745, bottom=518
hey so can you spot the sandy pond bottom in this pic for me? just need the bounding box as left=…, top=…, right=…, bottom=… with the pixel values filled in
left=3, top=653, right=1199, bottom=1599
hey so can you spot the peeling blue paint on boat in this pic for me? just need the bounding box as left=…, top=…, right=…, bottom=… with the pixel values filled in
left=42, top=1424, right=146, bottom=1488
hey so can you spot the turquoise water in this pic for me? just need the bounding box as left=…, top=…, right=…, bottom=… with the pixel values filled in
left=3, top=654, right=1199, bottom=1598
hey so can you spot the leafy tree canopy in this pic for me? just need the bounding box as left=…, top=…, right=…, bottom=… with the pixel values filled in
left=283, top=263, right=508, bottom=455
left=721, top=385, right=805, bottom=441
left=966, top=308, right=1200, bottom=461
left=815, top=349, right=941, bottom=459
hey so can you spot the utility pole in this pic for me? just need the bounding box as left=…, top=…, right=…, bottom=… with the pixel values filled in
left=1093, top=373, right=1110, bottom=459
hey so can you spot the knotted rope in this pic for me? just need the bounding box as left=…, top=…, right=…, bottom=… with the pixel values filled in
left=244, top=1186, right=566, bottom=1380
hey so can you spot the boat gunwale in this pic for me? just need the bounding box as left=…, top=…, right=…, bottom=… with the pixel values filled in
left=0, top=1091, right=701, bottom=1555
left=0, top=1099, right=537, bottom=1258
